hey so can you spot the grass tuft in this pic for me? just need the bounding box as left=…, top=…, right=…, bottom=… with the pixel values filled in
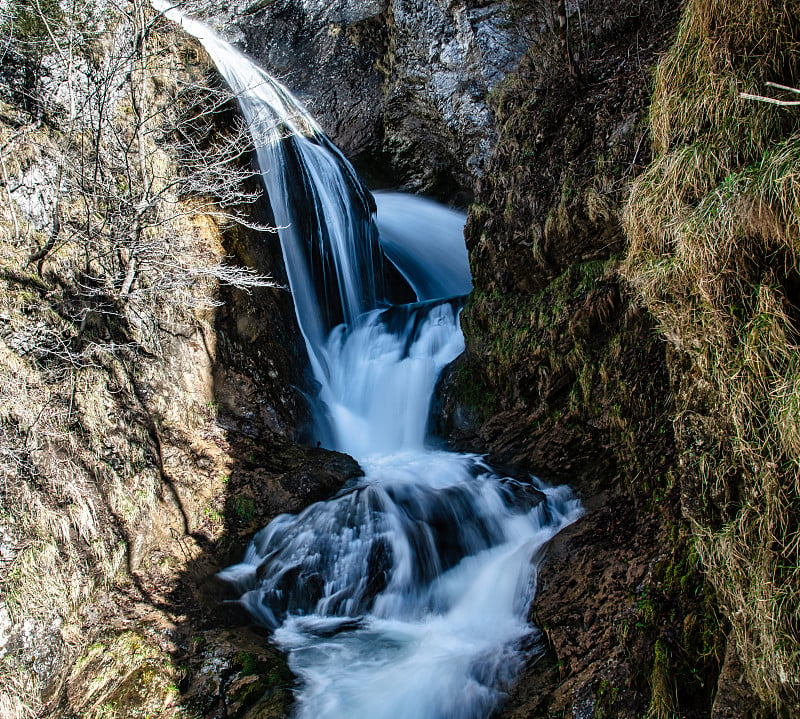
left=623, top=0, right=800, bottom=709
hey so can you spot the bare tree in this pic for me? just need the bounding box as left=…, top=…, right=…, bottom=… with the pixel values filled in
left=2, top=0, right=278, bottom=371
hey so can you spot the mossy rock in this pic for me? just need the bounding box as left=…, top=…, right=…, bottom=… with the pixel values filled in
left=66, top=630, right=180, bottom=719
left=66, top=626, right=293, bottom=719
left=181, top=627, right=293, bottom=719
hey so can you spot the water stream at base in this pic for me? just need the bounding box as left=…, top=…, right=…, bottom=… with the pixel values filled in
left=154, top=5, right=583, bottom=717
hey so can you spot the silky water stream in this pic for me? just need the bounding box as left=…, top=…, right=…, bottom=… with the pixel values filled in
left=154, top=6, right=583, bottom=717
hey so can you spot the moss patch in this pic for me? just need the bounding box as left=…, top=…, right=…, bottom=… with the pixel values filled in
left=66, top=631, right=181, bottom=719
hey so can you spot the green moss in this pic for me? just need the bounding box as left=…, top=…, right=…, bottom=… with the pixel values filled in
left=233, top=650, right=259, bottom=676
left=67, top=631, right=180, bottom=719
left=230, top=676, right=265, bottom=705
left=636, top=594, right=657, bottom=626
left=450, top=359, right=496, bottom=423
left=593, top=677, right=621, bottom=719
left=648, top=640, right=677, bottom=718
left=232, top=495, right=256, bottom=523
left=454, top=254, right=675, bottom=492
left=622, top=527, right=725, bottom=714
left=203, top=505, right=223, bottom=524
left=456, top=259, right=615, bottom=418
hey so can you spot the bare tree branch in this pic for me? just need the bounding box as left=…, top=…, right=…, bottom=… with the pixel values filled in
left=1, top=0, right=280, bottom=370
left=741, top=83, right=800, bottom=106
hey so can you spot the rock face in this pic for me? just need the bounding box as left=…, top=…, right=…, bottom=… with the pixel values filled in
left=0, top=11, right=362, bottom=715
left=439, top=0, right=745, bottom=715
left=382, top=0, right=528, bottom=199
left=1, top=0, right=782, bottom=716
left=208, top=0, right=389, bottom=169
left=198, top=0, right=528, bottom=200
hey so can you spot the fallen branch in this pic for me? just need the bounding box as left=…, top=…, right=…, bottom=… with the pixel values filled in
left=740, top=82, right=800, bottom=106
left=765, top=81, right=800, bottom=94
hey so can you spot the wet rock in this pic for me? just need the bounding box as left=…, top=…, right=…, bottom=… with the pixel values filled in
left=498, top=477, right=546, bottom=511
left=197, top=1, right=529, bottom=199
left=265, top=566, right=325, bottom=617
left=278, top=448, right=364, bottom=509
left=431, top=355, right=481, bottom=444
left=365, top=537, right=393, bottom=599
left=711, top=641, right=761, bottom=719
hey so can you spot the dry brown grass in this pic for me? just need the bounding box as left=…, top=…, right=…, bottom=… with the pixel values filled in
left=0, top=7, right=248, bottom=716
left=623, top=0, right=800, bottom=710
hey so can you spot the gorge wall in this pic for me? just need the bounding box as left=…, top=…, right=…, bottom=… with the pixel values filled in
left=1, top=0, right=798, bottom=717
left=193, top=0, right=528, bottom=201
left=444, top=0, right=728, bottom=716
left=0, top=7, right=362, bottom=716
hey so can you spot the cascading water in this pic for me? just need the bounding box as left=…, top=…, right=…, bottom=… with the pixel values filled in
left=154, top=5, right=582, bottom=717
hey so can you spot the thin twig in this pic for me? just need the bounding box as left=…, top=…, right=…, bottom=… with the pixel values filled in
left=765, top=81, right=800, bottom=94
left=739, top=92, right=800, bottom=107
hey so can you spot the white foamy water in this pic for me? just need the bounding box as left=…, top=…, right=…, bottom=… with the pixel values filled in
left=155, top=4, right=582, bottom=717
left=220, top=452, right=581, bottom=719
left=313, top=301, right=465, bottom=456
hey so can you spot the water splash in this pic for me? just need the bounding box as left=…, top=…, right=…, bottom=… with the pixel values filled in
left=312, top=301, right=465, bottom=455
left=154, top=4, right=582, bottom=717
left=219, top=453, right=581, bottom=719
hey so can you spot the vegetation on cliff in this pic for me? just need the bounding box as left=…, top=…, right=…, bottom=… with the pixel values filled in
left=455, top=0, right=800, bottom=714
left=624, top=0, right=800, bottom=711
left=0, top=2, right=344, bottom=715
left=449, top=0, right=743, bottom=716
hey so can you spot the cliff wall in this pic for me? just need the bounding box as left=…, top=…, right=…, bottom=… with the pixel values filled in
left=194, top=0, right=528, bottom=201
left=625, top=0, right=800, bottom=712
left=0, top=5, right=359, bottom=716
left=441, top=1, right=733, bottom=716
left=2, top=0, right=798, bottom=717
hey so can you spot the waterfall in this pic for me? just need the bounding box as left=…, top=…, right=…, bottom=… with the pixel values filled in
left=153, top=0, right=390, bottom=353
left=154, top=5, right=582, bottom=717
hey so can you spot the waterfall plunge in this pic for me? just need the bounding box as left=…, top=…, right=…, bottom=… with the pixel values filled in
left=154, top=5, right=582, bottom=718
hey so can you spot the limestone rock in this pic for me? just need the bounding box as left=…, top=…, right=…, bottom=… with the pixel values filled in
left=192, top=0, right=529, bottom=198
left=383, top=0, right=528, bottom=197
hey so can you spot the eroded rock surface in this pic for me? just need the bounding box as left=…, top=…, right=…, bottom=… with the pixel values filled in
left=439, top=0, right=735, bottom=715
left=194, top=0, right=528, bottom=199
